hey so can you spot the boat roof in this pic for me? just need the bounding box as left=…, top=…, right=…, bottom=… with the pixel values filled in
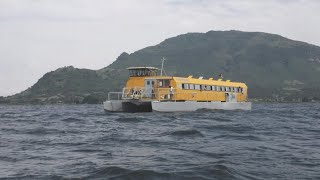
left=127, top=67, right=159, bottom=70
left=145, top=76, right=173, bottom=80
left=172, top=76, right=247, bottom=87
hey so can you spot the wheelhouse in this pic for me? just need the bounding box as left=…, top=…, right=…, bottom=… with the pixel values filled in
left=127, top=67, right=159, bottom=77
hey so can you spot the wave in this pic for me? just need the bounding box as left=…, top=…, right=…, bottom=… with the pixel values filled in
left=210, top=117, right=232, bottom=122
left=83, top=164, right=259, bottom=180
left=71, top=148, right=104, bottom=153
left=203, top=124, right=253, bottom=133
left=169, top=129, right=204, bottom=137
left=24, top=127, right=62, bottom=135
left=0, top=156, right=18, bottom=162
left=85, top=166, right=200, bottom=180
left=0, top=175, right=64, bottom=180
left=48, top=113, right=62, bottom=118
left=61, top=117, right=84, bottom=123
left=115, top=117, right=143, bottom=123
left=190, top=150, right=231, bottom=159
left=213, top=134, right=262, bottom=141
left=1, top=165, right=260, bottom=180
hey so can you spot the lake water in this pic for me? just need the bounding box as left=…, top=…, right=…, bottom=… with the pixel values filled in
left=0, top=103, right=319, bottom=180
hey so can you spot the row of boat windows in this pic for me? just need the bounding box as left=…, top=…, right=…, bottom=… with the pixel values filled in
left=181, top=83, right=244, bottom=93
left=129, top=69, right=158, bottom=77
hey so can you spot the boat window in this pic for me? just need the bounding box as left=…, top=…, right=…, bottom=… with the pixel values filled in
left=226, top=87, right=229, bottom=92
left=159, top=81, right=163, bottom=87
left=129, top=68, right=158, bottom=77
left=195, top=84, right=200, bottom=90
left=147, top=81, right=150, bottom=85
left=158, top=80, right=170, bottom=87
left=190, top=84, right=194, bottom=89
left=182, top=83, right=189, bottom=89
left=164, top=80, right=170, bottom=87
left=151, top=70, right=157, bottom=76
left=212, top=86, right=215, bottom=91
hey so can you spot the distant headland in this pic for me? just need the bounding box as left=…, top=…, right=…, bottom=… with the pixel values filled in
left=1, top=30, right=320, bottom=104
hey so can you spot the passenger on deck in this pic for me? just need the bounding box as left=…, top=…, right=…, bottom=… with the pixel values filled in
left=169, top=86, right=174, bottom=100
left=129, top=88, right=134, bottom=95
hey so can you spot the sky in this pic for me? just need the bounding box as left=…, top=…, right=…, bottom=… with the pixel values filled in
left=0, top=0, right=320, bottom=96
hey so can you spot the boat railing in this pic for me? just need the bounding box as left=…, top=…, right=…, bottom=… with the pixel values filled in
left=121, top=87, right=147, bottom=99
left=156, top=91, right=198, bottom=101
left=156, top=91, right=236, bottom=102
left=156, top=88, right=208, bottom=102
left=108, top=87, right=167, bottom=100
left=107, top=92, right=124, bottom=100
left=108, top=87, right=238, bottom=102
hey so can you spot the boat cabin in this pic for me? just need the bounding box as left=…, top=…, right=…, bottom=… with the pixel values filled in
left=119, top=67, right=248, bottom=102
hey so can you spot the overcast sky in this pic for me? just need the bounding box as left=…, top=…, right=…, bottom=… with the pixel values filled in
left=0, top=0, right=319, bottom=96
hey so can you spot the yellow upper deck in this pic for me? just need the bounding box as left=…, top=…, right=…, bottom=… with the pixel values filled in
left=124, top=67, right=248, bottom=102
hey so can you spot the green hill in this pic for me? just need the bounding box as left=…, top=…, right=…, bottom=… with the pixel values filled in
left=2, top=66, right=127, bottom=104
left=2, top=30, right=320, bottom=104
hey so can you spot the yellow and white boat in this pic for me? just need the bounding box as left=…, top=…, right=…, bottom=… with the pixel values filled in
left=104, top=67, right=251, bottom=112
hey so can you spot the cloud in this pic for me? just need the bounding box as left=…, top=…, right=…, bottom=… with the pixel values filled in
left=0, top=0, right=320, bottom=96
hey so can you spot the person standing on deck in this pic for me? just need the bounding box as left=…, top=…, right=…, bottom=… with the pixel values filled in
left=219, top=73, right=223, bottom=79
left=169, top=86, right=174, bottom=100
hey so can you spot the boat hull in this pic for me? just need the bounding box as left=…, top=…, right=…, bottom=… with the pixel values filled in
left=104, top=100, right=152, bottom=112
left=104, top=100, right=251, bottom=112
left=152, top=101, right=251, bottom=112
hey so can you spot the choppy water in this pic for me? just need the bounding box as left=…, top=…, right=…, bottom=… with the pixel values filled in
left=0, top=103, right=319, bottom=180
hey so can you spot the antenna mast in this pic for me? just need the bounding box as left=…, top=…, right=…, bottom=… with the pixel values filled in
left=160, top=57, right=166, bottom=76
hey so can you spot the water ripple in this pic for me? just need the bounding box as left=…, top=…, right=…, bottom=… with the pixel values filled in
left=0, top=103, right=319, bottom=180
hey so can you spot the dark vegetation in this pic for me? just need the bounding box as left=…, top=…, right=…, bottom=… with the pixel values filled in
left=1, top=30, right=320, bottom=104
